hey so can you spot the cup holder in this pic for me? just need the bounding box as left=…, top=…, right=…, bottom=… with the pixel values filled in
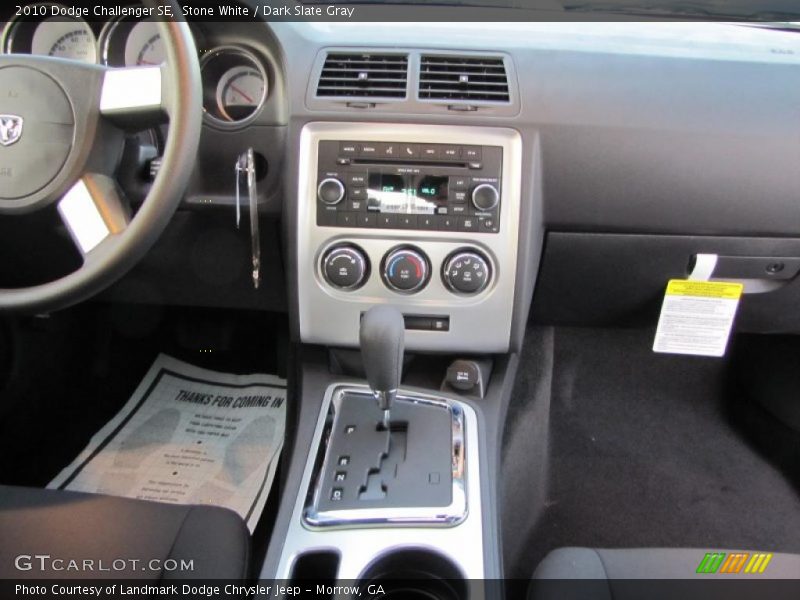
left=358, top=549, right=467, bottom=600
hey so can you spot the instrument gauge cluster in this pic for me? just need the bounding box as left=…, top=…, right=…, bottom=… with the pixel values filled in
left=2, top=3, right=98, bottom=63
left=98, top=15, right=168, bottom=67
left=200, top=46, right=269, bottom=127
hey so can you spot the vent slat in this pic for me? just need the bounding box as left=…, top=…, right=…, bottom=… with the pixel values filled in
left=317, top=52, right=409, bottom=99
left=421, top=71, right=508, bottom=78
left=419, top=55, right=510, bottom=103
left=421, top=79, right=509, bottom=87
left=419, top=89, right=511, bottom=97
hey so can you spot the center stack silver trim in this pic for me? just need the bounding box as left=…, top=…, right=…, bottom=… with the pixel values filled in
left=297, top=122, right=523, bottom=353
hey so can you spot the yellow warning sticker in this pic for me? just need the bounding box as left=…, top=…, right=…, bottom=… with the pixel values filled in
left=665, top=280, right=743, bottom=300
left=654, top=279, right=743, bottom=357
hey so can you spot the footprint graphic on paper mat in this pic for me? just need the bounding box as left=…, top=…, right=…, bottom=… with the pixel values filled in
left=95, top=408, right=181, bottom=495
left=113, top=408, right=181, bottom=469
left=191, top=416, right=276, bottom=504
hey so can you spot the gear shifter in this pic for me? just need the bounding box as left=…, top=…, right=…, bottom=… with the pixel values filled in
left=360, top=306, right=405, bottom=429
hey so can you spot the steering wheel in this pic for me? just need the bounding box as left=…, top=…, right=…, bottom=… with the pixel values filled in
left=0, top=1, right=201, bottom=313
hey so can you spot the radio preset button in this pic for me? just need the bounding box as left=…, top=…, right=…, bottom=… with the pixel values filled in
left=383, top=248, right=430, bottom=294
left=418, top=216, right=437, bottom=229
left=357, top=213, right=377, bottom=227
left=377, top=214, right=397, bottom=228
left=318, top=178, right=345, bottom=205
left=398, top=215, right=418, bottom=229
left=337, top=212, right=358, bottom=227
left=438, top=216, right=458, bottom=231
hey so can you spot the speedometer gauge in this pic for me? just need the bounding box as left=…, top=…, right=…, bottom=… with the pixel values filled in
left=30, top=17, right=97, bottom=63
left=124, top=19, right=164, bottom=67
left=217, top=66, right=267, bottom=122
left=201, top=47, right=269, bottom=127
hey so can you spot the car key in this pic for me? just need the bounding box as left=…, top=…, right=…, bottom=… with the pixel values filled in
left=235, top=149, right=261, bottom=289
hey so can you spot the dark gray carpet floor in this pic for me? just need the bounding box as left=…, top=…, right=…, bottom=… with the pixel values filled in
left=502, top=326, right=800, bottom=579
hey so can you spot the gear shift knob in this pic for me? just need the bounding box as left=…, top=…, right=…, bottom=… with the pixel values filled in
left=360, top=305, right=405, bottom=427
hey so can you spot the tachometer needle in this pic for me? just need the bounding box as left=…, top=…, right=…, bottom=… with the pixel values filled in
left=229, top=85, right=254, bottom=104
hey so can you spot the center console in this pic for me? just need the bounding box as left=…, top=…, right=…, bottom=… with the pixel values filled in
left=297, top=123, right=523, bottom=353
left=271, top=122, right=524, bottom=595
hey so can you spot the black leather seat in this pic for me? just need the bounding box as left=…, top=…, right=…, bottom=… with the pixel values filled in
left=531, top=547, right=800, bottom=600
left=0, top=485, right=250, bottom=579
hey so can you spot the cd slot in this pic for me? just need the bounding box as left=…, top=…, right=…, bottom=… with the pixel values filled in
left=352, top=158, right=470, bottom=169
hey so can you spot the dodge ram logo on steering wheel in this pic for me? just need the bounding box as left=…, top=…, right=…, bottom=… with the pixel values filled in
left=0, top=115, right=23, bottom=146
left=0, top=115, right=24, bottom=147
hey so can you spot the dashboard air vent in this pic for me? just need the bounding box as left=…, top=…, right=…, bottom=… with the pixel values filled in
left=419, top=55, right=510, bottom=103
left=317, top=52, right=408, bottom=99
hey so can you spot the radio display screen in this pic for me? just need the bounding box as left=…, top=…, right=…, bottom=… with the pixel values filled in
left=367, top=173, right=449, bottom=214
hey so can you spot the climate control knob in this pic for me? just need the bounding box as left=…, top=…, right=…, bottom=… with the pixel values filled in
left=443, top=250, right=492, bottom=295
left=322, top=245, right=368, bottom=290
left=317, top=178, right=345, bottom=205
left=383, top=248, right=430, bottom=294
left=471, top=183, right=499, bottom=211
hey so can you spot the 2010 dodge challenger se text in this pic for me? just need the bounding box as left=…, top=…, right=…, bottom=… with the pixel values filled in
left=1, top=1, right=799, bottom=599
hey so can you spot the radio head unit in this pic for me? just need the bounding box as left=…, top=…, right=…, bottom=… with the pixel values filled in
left=316, top=141, right=502, bottom=234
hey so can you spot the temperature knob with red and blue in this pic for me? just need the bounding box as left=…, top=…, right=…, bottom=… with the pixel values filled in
left=383, top=248, right=430, bottom=293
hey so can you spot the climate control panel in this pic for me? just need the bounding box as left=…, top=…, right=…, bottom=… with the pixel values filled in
left=320, top=244, right=492, bottom=297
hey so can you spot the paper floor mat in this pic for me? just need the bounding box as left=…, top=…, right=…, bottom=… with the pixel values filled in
left=49, top=354, right=286, bottom=532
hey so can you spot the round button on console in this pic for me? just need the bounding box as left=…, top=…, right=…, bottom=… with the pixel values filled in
left=322, top=245, right=368, bottom=290
left=443, top=250, right=492, bottom=295
left=317, top=178, right=345, bottom=205
left=383, top=248, right=430, bottom=294
left=471, top=183, right=499, bottom=212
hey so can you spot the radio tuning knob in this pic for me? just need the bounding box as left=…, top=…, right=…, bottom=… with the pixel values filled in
left=471, top=183, right=499, bottom=211
left=318, top=178, right=345, bottom=205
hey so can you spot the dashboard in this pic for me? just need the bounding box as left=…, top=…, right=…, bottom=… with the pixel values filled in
left=3, top=4, right=800, bottom=346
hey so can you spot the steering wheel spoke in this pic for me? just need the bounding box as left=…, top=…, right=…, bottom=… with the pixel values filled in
left=57, top=174, right=130, bottom=258
left=100, top=65, right=169, bottom=128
